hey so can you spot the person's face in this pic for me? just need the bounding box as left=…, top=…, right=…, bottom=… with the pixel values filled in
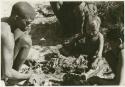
left=86, top=21, right=99, bottom=36
left=16, top=16, right=33, bottom=31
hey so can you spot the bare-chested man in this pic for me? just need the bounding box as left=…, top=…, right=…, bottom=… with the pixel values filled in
left=1, top=1, right=35, bottom=83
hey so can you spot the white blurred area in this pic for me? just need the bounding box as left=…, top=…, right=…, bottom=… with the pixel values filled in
left=0, top=0, right=50, bottom=18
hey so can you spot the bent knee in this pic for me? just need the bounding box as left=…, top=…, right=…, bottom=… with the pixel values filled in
left=19, top=34, right=32, bottom=48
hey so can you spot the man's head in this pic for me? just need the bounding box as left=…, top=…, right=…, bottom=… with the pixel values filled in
left=10, top=2, right=36, bottom=30
left=86, top=16, right=101, bottom=36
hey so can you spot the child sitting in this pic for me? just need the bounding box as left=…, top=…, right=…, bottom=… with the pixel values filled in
left=74, top=15, right=104, bottom=69
left=61, top=15, right=104, bottom=69
left=83, top=15, right=103, bottom=58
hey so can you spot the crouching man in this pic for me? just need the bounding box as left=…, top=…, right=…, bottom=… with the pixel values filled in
left=1, top=1, right=35, bottom=85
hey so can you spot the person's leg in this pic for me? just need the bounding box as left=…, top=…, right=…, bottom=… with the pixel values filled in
left=13, top=34, right=32, bottom=71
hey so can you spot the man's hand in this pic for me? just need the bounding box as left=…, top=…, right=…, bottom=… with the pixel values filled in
left=28, top=74, right=46, bottom=86
left=27, top=74, right=39, bottom=86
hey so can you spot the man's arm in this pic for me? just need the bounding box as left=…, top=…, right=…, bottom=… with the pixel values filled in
left=1, top=23, right=31, bottom=80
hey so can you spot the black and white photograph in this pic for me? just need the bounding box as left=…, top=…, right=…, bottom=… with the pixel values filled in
left=0, top=0, right=124, bottom=86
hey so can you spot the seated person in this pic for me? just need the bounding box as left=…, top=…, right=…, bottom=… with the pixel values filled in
left=75, top=16, right=104, bottom=68
left=61, top=15, right=104, bottom=69
left=81, top=15, right=103, bottom=58
left=87, top=27, right=124, bottom=85
left=1, top=1, right=36, bottom=85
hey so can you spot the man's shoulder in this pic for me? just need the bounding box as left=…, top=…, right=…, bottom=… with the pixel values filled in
left=1, top=21, right=11, bottom=33
left=1, top=22, right=10, bottom=29
left=1, top=17, right=9, bottom=22
left=1, top=17, right=9, bottom=25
